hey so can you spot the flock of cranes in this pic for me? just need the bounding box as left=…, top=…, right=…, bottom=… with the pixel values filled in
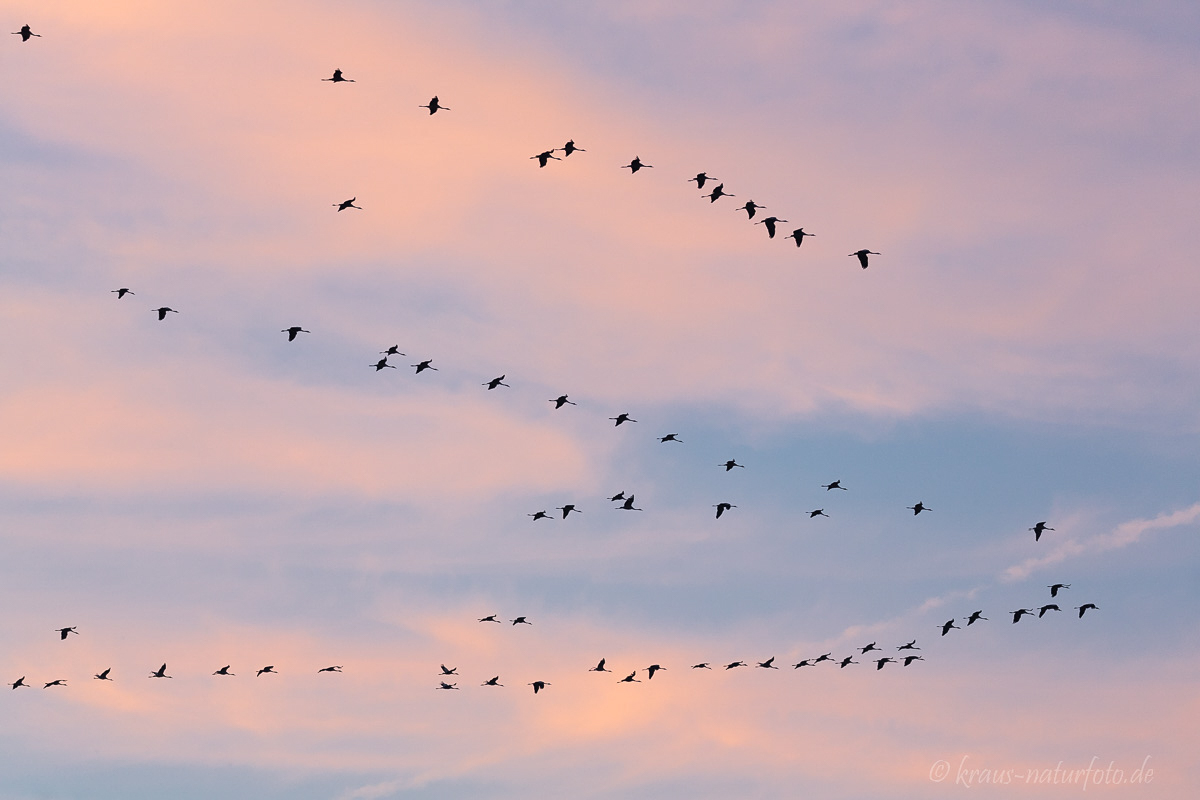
left=7, top=23, right=1103, bottom=700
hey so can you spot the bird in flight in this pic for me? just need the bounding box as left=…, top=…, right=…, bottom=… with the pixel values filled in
left=559, top=140, right=585, bottom=156
left=812, top=653, right=833, bottom=664
left=907, top=501, right=930, bottom=515
left=9, top=677, right=27, bottom=689
left=1049, top=583, right=1071, bottom=597
left=333, top=197, right=361, bottom=212
left=622, top=157, right=652, bottom=173
left=822, top=480, right=846, bottom=491
left=940, top=619, right=959, bottom=636
left=737, top=201, right=765, bottom=219
left=902, top=655, right=925, bottom=666
left=557, top=504, right=580, bottom=519
left=713, top=502, right=736, bottom=519
left=482, top=676, right=502, bottom=686
left=658, top=433, right=682, bottom=443
left=1076, top=604, right=1098, bottom=618
left=528, top=511, right=550, bottom=521
left=610, top=413, right=637, bottom=426
left=439, top=665, right=458, bottom=676
left=792, top=659, right=814, bottom=669
left=965, top=610, right=987, bottom=625
left=12, top=25, right=40, bottom=41
left=318, top=666, right=343, bottom=673
left=618, top=671, right=640, bottom=683
left=689, top=173, right=717, bottom=189
left=511, top=616, right=532, bottom=625
left=256, top=666, right=277, bottom=677
left=412, top=359, right=437, bottom=373
left=756, top=216, right=787, bottom=239
left=608, top=491, right=627, bottom=502
left=56, top=627, right=78, bottom=640
left=551, top=395, right=576, bottom=409
left=43, top=679, right=67, bottom=688
left=589, top=659, right=610, bottom=673
left=706, top=184, right=733, bottom=203
left=322, top=69, right=354, bottom=82
left=720, top=460, right=744, bottom=471
left=838, top=656, right=857, bottom=668
left=808, top=509, right=829, bottom=518
left=897, top=640, right=919, bottom=651
left=646, top=664, right=666, bottom=679
left=849, top=249, right=880, bottom=269
left=149, top=664, right=172, bottom=678
left=692, top=663, right=712, bottom=669
left=370, top=358, right=396, bottom=371
left=94, top=668, right=113, bottom=681
left=1030, top=522, right=1055, bottom=542
left=1011, top=608, right=1036, bottom=623
left=213, top=666, right=234, bottom=676
left=874, top=657, right=896, bottom=670
left=154, top=307, right=178, bottom=320
left=529, top=681, right=550, bottom=694
left=420, top=96, right=449, bottom=114
left=618, top=495, right=643, bottom=511
left=724, top=661, right=747, bottom=670
left=756, top=658, right=778, bottom=670
left=111, top=288, right=134, bottom=299
left=531, top=150, right=560, bottom=168
left=787, top=228, right=815, bottom=248
left=859, top=643, right=880, bottom=654
left=479, top=615, right=501, bottom=623
left=381, top=345, right=404, bottom=356
left=281, top=326, right=310, bottom=341
left=483, top=375, right=509, bottom=390
left=1038, top=604, right=1061, bottom=618
left=437, top=682, right=459, bottom=690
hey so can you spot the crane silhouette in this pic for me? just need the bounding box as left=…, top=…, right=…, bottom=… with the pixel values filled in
left=1076, top=604, right=1098, bottom=618
left=420, top=96, right=449, bottom=114
left=213, top=666, right=234, bottom=676
left=756, top=216, right=787, bottom=238
left=622, top=157, right=652, bottom=173
left=94, top=668, right=113, bottom=681
left=907, top=502, right=930, bottom=515
left=713, top=502, right=736, bottom=519
left=149, top=664, right=171, bottom=678
left=484, top=375, right=509, bottom=389
left=849, top=250, right=880, bottom=269
left=334, top=197, right=361, bottom=211
left=281, top=327, right=309, bottom=341
left=706, top=184, right=733, bottom=202
left=412, top=359, right=437, bottom=373
left=688, top=173, right=717, bottom=189
left=13, top=25, right=40, bottom=42
left=322, top=69, right=354, bottom=82
left=589, top=659, right=610, bottom=672
left=559, top=140, right=585, bottom=156
left=737, top=201, right=765, bottom=219
left=1030, top=522, right=1055, bottom=542
left=787, top=228, right=815, bottom=247
left=111, top=288, right=134, bottom=299
left=55, top=627, right=78, bottom=640
left=658, top=433, right=682, bottom=442
left=370, top=358, right=396, bottom=371
left=1049, top=583, right=1071, bottom=597
left=531, top=150, right=560, bottom=168
left=551, top=395, right=576, bottom=409
left=154, top=307, right=178, bottom=320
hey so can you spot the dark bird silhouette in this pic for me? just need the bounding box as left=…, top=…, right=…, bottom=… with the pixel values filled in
left=371, top=358, right=397, bottom=371
left=381, top=345, right=405, bottom=356
left=482, top=676, right=502, bottom=686
left=756, top=216, right=787, bottom=238
left=902, top=655, right=924, bottom=666
left=1049, top=583, right=1071, bottom=598
left=43, top=680, right=67, bottom=688
left=91, top=668, right=113, bottom=682
left=793, top=659, right=814, bottom=669
left=720, top=459, right=744, bottom=471
left=838, top=656, right=857, bottom=668
left=557, top=504, right=580, bottom=519
left=528, top=511, right=550, bottom=521
left=439, top=665, right=458, bottom=676
left=412, top=359, right=437, bottom=373
left=874, top=657, right=895, bottom=670
left=559, top=140, right=585, bottom=156
left=420, top=96, right=449, bottom=114
left=965, top=610, right=987, bottom=625
left=1038, top=604, right=1061, bottom=618
left=860, top=643, right=879, bottom=654
left=897, top=640, right=920, bottom=651
left=333, top=197, right=361, bottom=211
left=849, top=250, right=880, bottom=269
left=512, top=617, right=532, bottom=625
left=9, top=677, right=27, bottom=689
left=622, top=157, right=652, bottom=173
left=484, top=375, right=509, bottom=390
left=619, top=495, right=642, bottom=511
left=618, top=671, right=640, bottom=683
left=478, top=615, right=500, bottom=623
left=713, top=502, right=735, bottom=519
left=689, top=173, right=716, bottom=189
left=808, top=509, right=829, bottom=518
left=322, top=69, right=354, bottom=83
left=1030, top=522, right=1055, bottom=542
left=646, top=664, right=665, bottom=679
left=724, top=661, right=747, bottom=670
left=149, top=664, right=171, bottom=678
left=589, top=659, right=610, bottom=673
left=907, top=502, right=930, bottom=515
left=756, top=658, right=778, bottom=670
left=608, top=491, right=626, bottom=502
left=56, top=627, right=78, bottom=641
left=318, top=666, right=343, bottom=673
left=610, top=413, right=637, bottom=426
left=787, top=228, right=814, bottom=247
left=1076, top=604, right=1098, bottom=618
left=531, top=150, right=560, bottom=168
left=812, top=653, right=833, bottom=664
left=737, top=201, right=765, bottom=219
left=213, top=666, right=234, bottom=676
left=692, top=663, right=712, bottom=669
left=529, top=680, right=550, bottom=694
left=154, top=307, right=178, bottom=320
left=706, top=184, right=733, bottom=203
left=940, top=619, right=959, bottom=636
left=1011, top=608, right=1036, bottom=623
left=551, top=395, right=576, bottom=409
left=822, top=480, right=846, bottom=491
left=256, top=666, right=276, bottom=677
left=281, top=326, right=310, bottom=341
left=111, top=288, right=134, bottom=299
left=13, top=25, right=40, bottom=42
left=658, top=433, right=682, bottom=442
left=437, top=682, right=459, bottom=690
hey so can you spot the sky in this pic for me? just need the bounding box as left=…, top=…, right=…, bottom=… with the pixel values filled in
left=1, top=0, right=1198, bottom=797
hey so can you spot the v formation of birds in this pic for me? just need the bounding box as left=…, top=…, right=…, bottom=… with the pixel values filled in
left=8, top=25, right=1102, bottom=697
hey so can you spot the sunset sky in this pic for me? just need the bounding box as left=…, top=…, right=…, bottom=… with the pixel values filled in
left=2, top=1, right=1198, bottom=797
